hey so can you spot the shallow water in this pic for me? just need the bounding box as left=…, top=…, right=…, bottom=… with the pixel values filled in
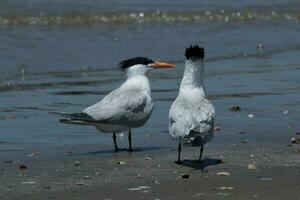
left=0, top=0, right=300, bottom=154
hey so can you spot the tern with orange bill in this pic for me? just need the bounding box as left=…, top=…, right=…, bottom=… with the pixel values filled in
left=58, top=57, right=175, bottom=152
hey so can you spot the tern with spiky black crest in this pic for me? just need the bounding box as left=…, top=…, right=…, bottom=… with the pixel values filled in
left=58, top=57, right=175, bottom=152
left=169, top=45, right=215, bottom=164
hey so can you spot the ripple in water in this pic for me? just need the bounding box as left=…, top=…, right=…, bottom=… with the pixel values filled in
left=0, top=10, right=299, bottom=26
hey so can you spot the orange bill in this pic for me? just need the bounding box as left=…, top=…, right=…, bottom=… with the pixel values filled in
left=149, top=61, right=175, bottom=69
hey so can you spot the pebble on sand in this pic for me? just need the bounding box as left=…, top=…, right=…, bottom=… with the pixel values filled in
left=219, top=186, right=234, bottom=190
left=128, top=186, right=151, bottom=191
left=217, top=172, right=230, bottom=176
left=257, top=43, right=264, bottom=49
left=74, top=161, right=81, bottom=166
left=282, top=110, right=289, bottom=115
left=145, top=157, right=152, bottom=160
left=248, top=164, right=257, bottom=170
left=229, top=105, right=241, bottom=112
left=214, top=126, right=221, bottom=131
left=26, top=151, right=40, bottom=157
left=19, top=164, right=28, bottom=170
left=291, top=137, right=300, bottom=144
left=260, top=177, right=273, bottom=181
left=248, top=114, right=254, bottom=118
left=181, top=174, right=190, bottom=179
left=21, top=181, right=36, bottom=184
left=76, top=182, right=84, bottom=185
left=117, top=161, right=126, bottom=165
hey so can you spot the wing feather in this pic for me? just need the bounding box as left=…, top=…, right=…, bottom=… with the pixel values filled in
left=83, top=88, right=153, bottom=126
left=169, top=97, right=215, bottom=141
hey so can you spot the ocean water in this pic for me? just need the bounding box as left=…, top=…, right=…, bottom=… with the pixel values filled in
left=0, top=0, right=300, bottom=154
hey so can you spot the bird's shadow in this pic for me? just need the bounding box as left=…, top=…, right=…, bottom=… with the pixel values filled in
left=70, top=146, right=163, bottom=156
left=180, top=157, right=223, bottom=171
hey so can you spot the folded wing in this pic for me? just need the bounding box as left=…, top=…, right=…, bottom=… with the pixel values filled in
left=83, top=88, right=153, bottom=127
left=169, top=98, right=215, bottom=142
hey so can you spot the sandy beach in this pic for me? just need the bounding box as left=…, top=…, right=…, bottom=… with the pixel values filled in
left=1, top=131, right=300, bottom=200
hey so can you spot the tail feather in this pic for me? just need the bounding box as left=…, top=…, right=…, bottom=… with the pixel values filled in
left=50, top=111, right=100, bottom=124
left=183, top=130, right=214, bottom=146
left=59, top=118, right=91, bottom=125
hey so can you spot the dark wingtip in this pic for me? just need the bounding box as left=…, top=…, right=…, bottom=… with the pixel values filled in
left=185, top=45, right=205, bottom=60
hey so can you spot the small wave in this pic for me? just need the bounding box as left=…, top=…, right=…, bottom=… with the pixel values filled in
left=0, top=141, right=12, bottom=144
left=0, top=9, right=299, bottom=26
left=156, top=91, right=280, bottom=101
left=210, top=92, right=279, bottom=99
left=0, top=79, right=116, bottom=92
left=53, top=90, right=109, bottom=96
left=11, top=106, right=55, bottom=111
left=47, top=102, right=87, bottom=107
left=52, top=88, right=178, bottom=96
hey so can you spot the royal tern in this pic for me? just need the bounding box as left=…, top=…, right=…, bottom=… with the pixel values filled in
left=59, top=57, right=175, bottom=152
left=169, top=46, right=215, bottom=164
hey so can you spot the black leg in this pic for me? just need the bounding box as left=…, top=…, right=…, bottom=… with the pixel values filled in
left=199, top=145, right=204, bottom=163
left=175, top=140, right=182, bottom=164
left=199, top=145, right=208, bottom=173
left=128, top=131, right=133, bottom=152
left=113, top=133, right=118, bottom=152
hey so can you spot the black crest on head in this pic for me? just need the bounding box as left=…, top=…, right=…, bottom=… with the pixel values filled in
left=119, top=57, right=154, bottom=71
left=185, top=45, right=205, bottom=60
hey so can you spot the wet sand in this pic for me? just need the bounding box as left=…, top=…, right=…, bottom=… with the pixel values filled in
left=2, top=133, right=300, bottom=200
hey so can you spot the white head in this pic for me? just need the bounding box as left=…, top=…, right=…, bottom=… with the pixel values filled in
left=119, top=57, right=175, bottom=78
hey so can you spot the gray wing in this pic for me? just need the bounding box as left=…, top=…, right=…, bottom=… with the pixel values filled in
left=83, top=88, right=153, bottom=127
left=169, top=97, right=215, bottom=141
